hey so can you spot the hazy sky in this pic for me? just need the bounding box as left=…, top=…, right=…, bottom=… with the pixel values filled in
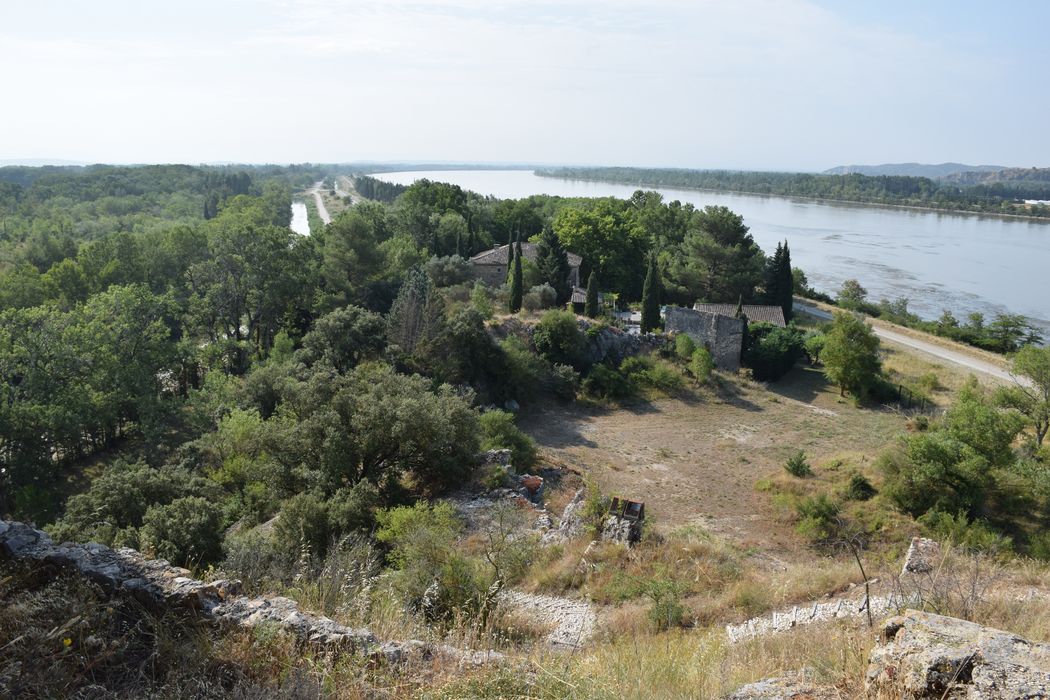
left=3, top=1, right=1047, bottom=170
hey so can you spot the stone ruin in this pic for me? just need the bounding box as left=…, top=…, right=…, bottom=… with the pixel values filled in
left=0, top=520, right=502, bottom=669
left=664, top=306, right=745, bottom=371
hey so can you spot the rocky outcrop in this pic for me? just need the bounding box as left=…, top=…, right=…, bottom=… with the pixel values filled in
left=541, top=488, right=587, bottom=545
left=724, top=670, right=838, bottom=699
left=0, top=521, right=502, bottom=668
left=901, top=537, right=942, bottom=575
left=499, top=590, right=597, bottom=649
left=866, top=610, right=1050, bottom=698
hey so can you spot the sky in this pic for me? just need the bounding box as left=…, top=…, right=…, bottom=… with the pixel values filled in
left=2, top=0, right=1047, bottom=171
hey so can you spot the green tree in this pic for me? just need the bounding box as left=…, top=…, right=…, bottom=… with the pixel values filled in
left=535, top=224, right=572, bottom=305
left=387, top=267, right=445, bottom=356
left=837, top=279, right=868, bottom=311
left=996, top=345, right=1050, bottom=445
left=820, top=312, right=881, bottom=397
left=298, top=305, right=386, bottom=373
left=509, top=232, right=523, bottom=313
left=640, top=252, right=661, bottom=333
left=553, top=200, right=648, bottom=300
left=140, top=496, right=223, bottom=567
left=763, top=240, right=794, bottom=321
left=533, top=309, right=585, bottom=368
left=584, top=270, right=599, bottom=318
left=668, top=206, right=765, bottom=303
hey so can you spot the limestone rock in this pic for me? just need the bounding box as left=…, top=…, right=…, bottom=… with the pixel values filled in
left=542, top=488, right=587, bottom=544
left=724, top=670, right=837, bottom=699
left=866, top=610, right=1050, bottom=698
left=901, top=537, right=942, bottom=576
left=600, top=514, right=641, bottom=545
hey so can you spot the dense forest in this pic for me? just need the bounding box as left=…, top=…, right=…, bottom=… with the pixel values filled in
left=537, top=166, right=1050, bottom=218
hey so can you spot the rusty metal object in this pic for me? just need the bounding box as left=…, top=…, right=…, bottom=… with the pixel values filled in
left=608, top=496, right=644, bottom=521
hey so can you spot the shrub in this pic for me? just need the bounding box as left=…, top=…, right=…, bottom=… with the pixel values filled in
left=479, top=410, right=538, bottom=471
left=522, top=283, right=558, bottom=311
left=470, top=280, right=494, bottom=319
left=1028, top=531, right=1050, bottom=561
left=582, top=480, right=611, bottom=539
left=804, top=332, right=826, bottom=364
left=582, top=364, right=636, bottom=400
left=327, top=480, right=382, bottom=536
left=424, top=254, right=471, bottom=287
left=918, top=372, right=942, bottom=393
left=918, top=510, right=1013, bottom=553
left=784, top=450, right=813, bottom=478
left=548, top=363, right=580, bottom=401
left=794, top=495, right=841, bottom=543
left=274, top=493, right=331, bottom=559
left=743, top=323, right=805, bottom=381
left=500, top=336, right=548, bottom=403
left=375, top=502, right=486, bottom=620
left=533, top=310, right=585, bottom=368
left=879, top=432, right=992, bottom=518
left=620, top=355, right=683, bottom=394
left=647, top=578, right=686, bottom=631
left=689, top=347, right=714, bottom=384
left=674, top=333, right=696, bottom=361
left=843, top=471, right=876, bottom=501
left=139, top=496, right=223, bottom=567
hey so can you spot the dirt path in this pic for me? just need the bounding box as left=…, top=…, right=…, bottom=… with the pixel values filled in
left=795, top=301, right=1017, bottom=385
left=307, top=181, right=332, bottom=224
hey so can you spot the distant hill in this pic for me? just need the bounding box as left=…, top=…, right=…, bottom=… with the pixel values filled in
left=941, top=166, right=1050, bottom=186
left=823, top=162, right=1005, bottom=178
left=0, top=158, right=88, bottom=167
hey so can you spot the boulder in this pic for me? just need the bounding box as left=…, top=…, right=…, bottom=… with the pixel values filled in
left=901, top=537, right=942, bottom=576
left=724, top=670, right=837, bottom=699
left=866, top=610, right=1050, bottom=698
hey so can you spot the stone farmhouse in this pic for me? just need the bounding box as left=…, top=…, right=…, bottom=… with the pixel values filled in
left=468, top=243, right=582, bottom=288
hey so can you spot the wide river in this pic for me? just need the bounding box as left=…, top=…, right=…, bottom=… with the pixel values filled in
left=374, top=169, right=1050, bottom=330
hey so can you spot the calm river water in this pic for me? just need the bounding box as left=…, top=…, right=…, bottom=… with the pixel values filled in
left=374, top=169, right=1050, bottom=330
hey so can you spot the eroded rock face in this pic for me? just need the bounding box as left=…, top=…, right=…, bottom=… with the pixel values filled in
left=723, top=670, right=838, bottom=699
left=901, top=537, right=942, bottom=576
left=866, top=610, right=1050, bottom=698
left=0, top=521, right=502, bottom=668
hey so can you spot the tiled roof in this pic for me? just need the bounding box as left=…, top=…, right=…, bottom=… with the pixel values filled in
left=692, top=303, right=787, bottom=327
left=470, top=242, right=582, bottom=267
left=570, top=286, right=599, bottom=304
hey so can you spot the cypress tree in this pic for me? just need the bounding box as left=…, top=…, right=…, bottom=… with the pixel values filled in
left=640, top=252, right=661, bottom=333
left=536, top=224, right=572, bottom=305
left=779, top=240, right=793, bottom=321
left=509, top=232, right=523, bottom=313
left=584, top=270, right=599, bottom=318
left=764, top=241, right=783, bottom=306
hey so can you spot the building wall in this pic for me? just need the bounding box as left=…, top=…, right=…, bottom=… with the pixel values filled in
left=470, top=264, right=507, bottom=287
left=470, top=262, right=580, bottom=288
left=665, top=307, right=744, bottom=371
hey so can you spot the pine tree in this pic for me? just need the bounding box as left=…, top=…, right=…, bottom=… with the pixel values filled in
left=509, top=232, right=523, bottom=313
left=535, top=224, right=572, bottom=305
left=584, top=270, right=599, bottom=318
left=640, top=252, right=661, bottom=333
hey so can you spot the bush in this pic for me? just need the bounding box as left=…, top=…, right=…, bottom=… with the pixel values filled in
left=620, top=355, right=684, bottom=394
left=500, top=336, right=549, bottom=403
left=139, top=496, right=223, bottom=567
left=274, top=493, right=331, bottom=559
left=375, top=502, right=486, bottom=620
left=843, top=471, right=876, bottom=501
left=794, top=494, right=841, bottom=543
left=743, top=323, right=805, bottom=381
left=674, top=334, right=696, bottom=361
left=479, top=410, right=537, bottom=471
left=327, top=480, right=382, bottom=536
left=689, top=347, right=714, bottom=383
left=582, top=364, right=636, bottom=400
left=533, top=310, right=585, bottom=368
left=918, top=510, right=1012, bottom=553
left=647, top=578, right=686, bottom=631
left=522, top=283, right=558, bottom=311
left=425, top=254, right=471, bottom=287
left=784, top=450, right=813, bottom=477
left=470, top=280, right=494, bottom=319
left=548, top=363, right=580, bottom=402
left=804, top=332, right=825, bottom=364
left=879, top=432, right=992, bottom=518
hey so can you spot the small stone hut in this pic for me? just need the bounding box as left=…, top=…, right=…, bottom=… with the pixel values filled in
left=665, top=306, right=746, bottom=371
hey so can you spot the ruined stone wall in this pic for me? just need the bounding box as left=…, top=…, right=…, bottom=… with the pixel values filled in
left=665, top=307, right=744, bottom=371
left=469, top=263, right=507, bottom=288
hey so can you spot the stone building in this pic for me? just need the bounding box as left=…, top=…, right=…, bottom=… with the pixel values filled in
left=665, top=306, right=746, bottom=371
left=468, top=243, right=582, bottom=288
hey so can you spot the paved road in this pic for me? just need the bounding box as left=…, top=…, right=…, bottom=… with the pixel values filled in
left=795, top=301, right=1017, bottom=384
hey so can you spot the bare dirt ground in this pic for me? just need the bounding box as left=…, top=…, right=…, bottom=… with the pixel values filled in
left=519, top=367, right=906, bottom=559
